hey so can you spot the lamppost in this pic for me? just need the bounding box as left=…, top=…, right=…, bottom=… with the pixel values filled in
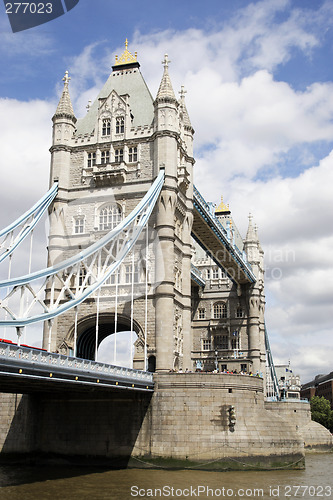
left=214, top=350, right=218, bottom=371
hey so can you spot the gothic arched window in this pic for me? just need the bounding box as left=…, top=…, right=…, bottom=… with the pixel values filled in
left=87, top=152, right=96, bottom=167
left=213, top=302, right=227, bottom=319
left=115, top=148, right=124, bottom=163
left=128, top=146, right=138, bottom=162
left=99, top=204, right=122, bottom=231
left=102, top=118, right=111, bottom=136
left=236, top=306, right=244, bottom=318
left=101, top=150, right=110, bottom=164
left=116, top=116, right=124, bottom=134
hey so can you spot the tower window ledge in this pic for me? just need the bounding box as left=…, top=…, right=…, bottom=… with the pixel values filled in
left=209, top=320, right=229, bottom=329
left=93, top=164, right=128, bottom=186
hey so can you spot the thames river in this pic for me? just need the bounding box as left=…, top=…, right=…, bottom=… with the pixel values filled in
left=0, top=453, right=332, bottom=500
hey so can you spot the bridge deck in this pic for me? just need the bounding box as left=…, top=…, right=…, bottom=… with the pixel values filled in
left=0, top=343, right=154, bottom=394
left=192, top=186, right=256, bottom=285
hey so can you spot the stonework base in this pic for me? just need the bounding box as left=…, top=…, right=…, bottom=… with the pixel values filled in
left=132, top=373, right=305, bottom=469
left=0, top=373, right=331, bottom=470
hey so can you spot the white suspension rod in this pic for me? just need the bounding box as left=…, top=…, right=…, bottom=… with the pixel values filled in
left=144, top=223, right=149, bottom=372
left=114, top=270, right=118, bottom=365
left=130, top=251, right=135, bottom=369
left=95, top=288, right=100, bottom=362
left=47, top=319, right=53, bottom=352
left=74, top=306, right=78, bottom=358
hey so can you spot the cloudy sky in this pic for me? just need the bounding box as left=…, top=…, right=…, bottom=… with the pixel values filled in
left=0, top=0, right=332, bottom=382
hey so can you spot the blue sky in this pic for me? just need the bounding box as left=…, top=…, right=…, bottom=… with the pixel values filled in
left=0, top=0, right=332, bottom=381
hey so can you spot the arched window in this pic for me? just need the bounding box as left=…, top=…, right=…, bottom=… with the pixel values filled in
left=148, top=355, right=156, bottom=373
left=74, top=216, right=85, bottom=234
left=115, top=148, right=124, bottom=163
left=236, top=306, right=244, bottom=318
left=78, top=265, right=91, bottom=287
left=128, top=146, right=138, bottom=162
left=99, top=204, right=122, bottom=231
left=212, top=267, right=219, bottom=279
left=213, top=302, right=227, bottom=319
left=101, top=151, right=110, bottom=164
left=87, top=152, right=96, bottom=167
left=116, top=116, right=124, bottom=134
left=102, top=118, right=111, bottom=136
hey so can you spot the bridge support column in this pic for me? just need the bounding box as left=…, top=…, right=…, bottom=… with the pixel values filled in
left=248, top=287, right=261, bottom=374
left=154, top=186, right=177, bottom=372
left=181, top=213, right=194, bottom=371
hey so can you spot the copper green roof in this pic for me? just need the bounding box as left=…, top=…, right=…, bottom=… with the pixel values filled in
left=75, top=65, right=154, bottom=135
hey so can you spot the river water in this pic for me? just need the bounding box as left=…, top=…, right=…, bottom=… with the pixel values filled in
left=0, top=453, right=332, bottom=500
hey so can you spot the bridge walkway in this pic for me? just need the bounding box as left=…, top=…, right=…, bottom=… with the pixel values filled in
left=0, top=342, right=154, bottom=394
left=192, top=185, right=256, bottom=285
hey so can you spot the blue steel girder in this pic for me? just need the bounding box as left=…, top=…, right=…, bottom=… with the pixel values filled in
left=192, top=186, right=256, bottom=285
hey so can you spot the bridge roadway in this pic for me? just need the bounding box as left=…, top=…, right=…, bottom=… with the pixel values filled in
left=192, top=185, right=256, bottom=285
left=0, top=342, right=154, bottom=395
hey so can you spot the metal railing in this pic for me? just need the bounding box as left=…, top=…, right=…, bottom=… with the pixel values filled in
left=190, top=264, right=206, bottom=287
left=0, top=343, right=154, bottom=386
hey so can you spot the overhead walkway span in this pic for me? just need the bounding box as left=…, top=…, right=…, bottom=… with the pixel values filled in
left=192, top=186, right=256, bottom=285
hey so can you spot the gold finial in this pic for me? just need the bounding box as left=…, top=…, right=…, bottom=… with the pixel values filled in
left=215, top=195, right=230, bottom=214
left=114, top=39, right=138, bottom=66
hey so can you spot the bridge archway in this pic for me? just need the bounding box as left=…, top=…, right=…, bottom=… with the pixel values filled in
left=72, top=313, right=142, bottom=362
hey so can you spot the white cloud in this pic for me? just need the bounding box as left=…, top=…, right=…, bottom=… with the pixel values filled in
left=0, top=98, right=52, bottom=221
left=212, top=151, right=333, bottom=381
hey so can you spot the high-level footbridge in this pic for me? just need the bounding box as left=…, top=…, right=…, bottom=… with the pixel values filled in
left=192, top=185, right=256, bottom=285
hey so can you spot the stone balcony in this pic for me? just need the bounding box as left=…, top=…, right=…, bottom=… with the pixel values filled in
left=93, top=162, right=128, bottom=186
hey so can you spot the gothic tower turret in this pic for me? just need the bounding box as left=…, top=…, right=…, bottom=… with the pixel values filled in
left=153, top=55, right=180, bottom=371
left=244, top=214, right=266, bottom=375
left=50, top=71, right=77, bottom=190
left=153, top=55, right=195, bottom=371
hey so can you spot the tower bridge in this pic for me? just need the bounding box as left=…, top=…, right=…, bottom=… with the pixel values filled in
left=0, top=43, right=267, bottom=380
left=0, top=41, right=326, bottom=469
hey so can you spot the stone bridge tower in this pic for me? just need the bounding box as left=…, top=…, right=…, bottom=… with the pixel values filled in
left=45, top=42, right=195, bottom=372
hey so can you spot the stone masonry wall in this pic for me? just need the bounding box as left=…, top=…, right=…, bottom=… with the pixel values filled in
left=1, top=374, right=321, bottom=467
left=265, top=401, right=333, bottom=450
left=133, top=373, right=304, bottom=466
left=0, top=393, right=36, bottom=454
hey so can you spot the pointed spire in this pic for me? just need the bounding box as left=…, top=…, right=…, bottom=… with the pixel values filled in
left=245, top=213, right=258, bottom=242
left=179, top=85, right=192, bottom=129
left=53, top=71, right=76, bottom=122
left=156, top=54, right=177, bottom=103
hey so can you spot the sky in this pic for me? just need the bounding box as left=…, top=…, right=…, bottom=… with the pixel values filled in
left=0, top=0, right=332, bottom=382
